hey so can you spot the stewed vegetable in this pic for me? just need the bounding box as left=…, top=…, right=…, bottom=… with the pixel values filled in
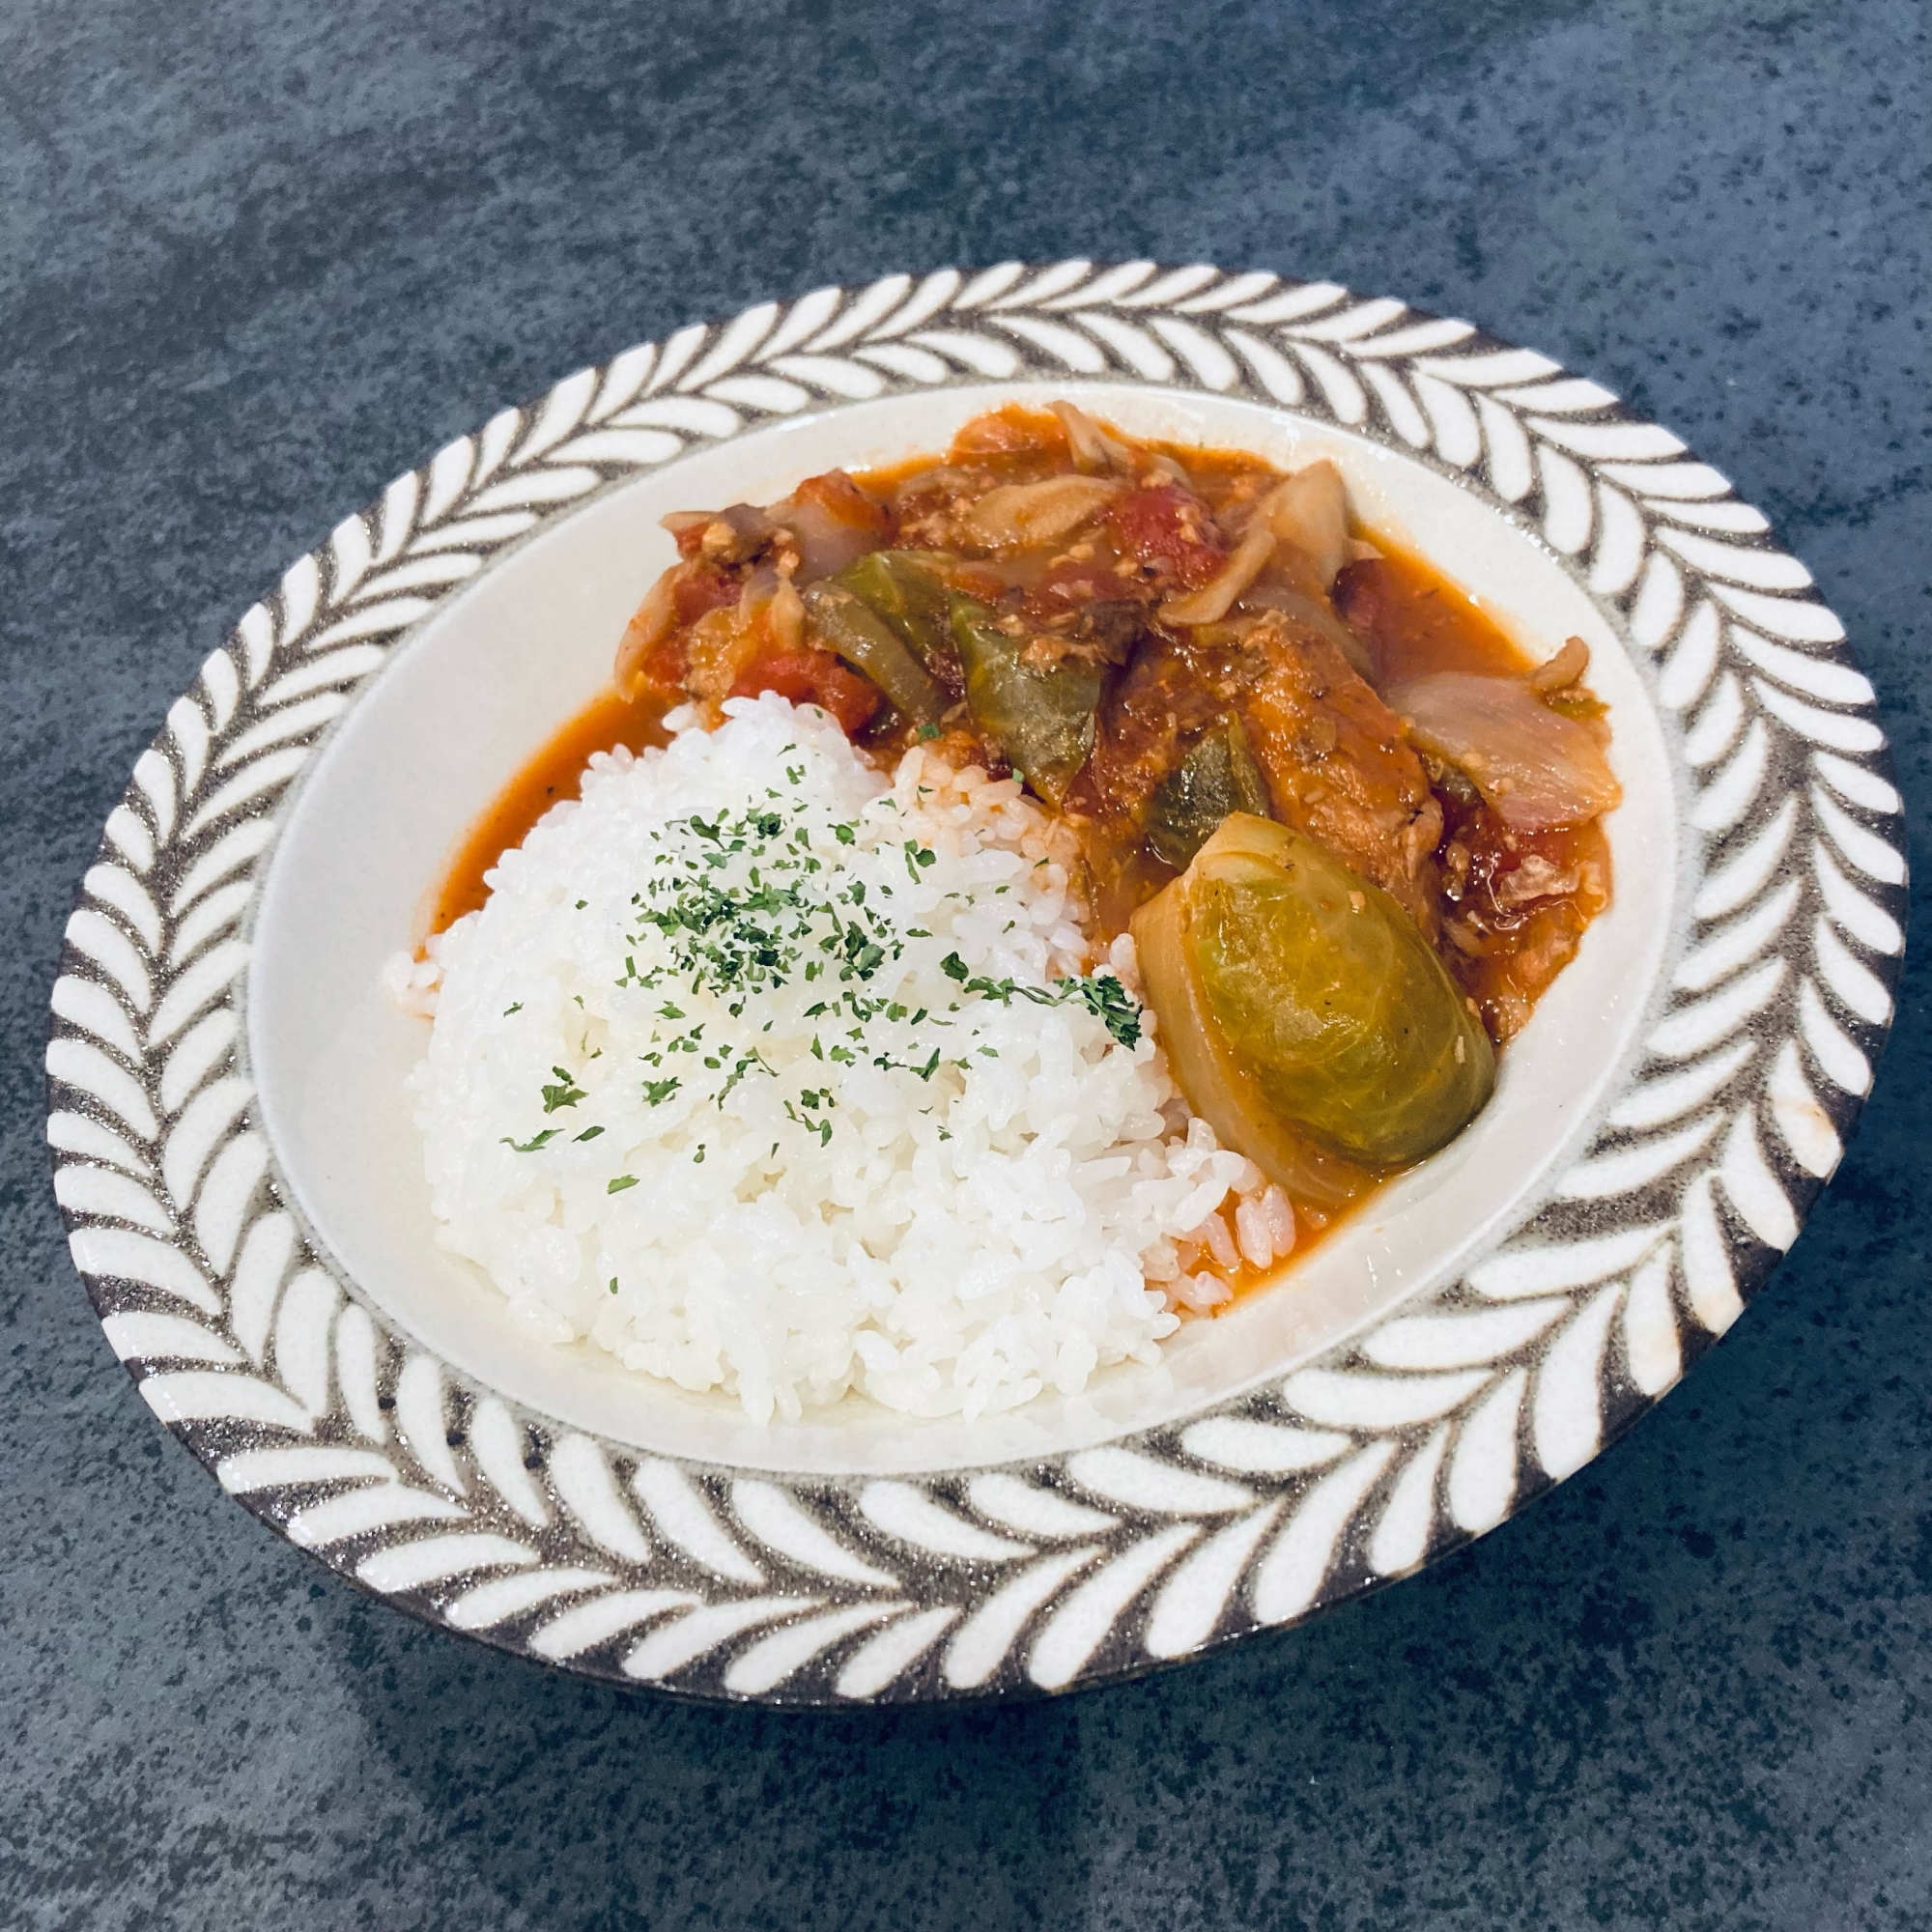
left=1133, top=816, right=1494, bottom=1173
left=599, top=399, right=1617, bottom=1270
left=1388, top=672, right=1621, bottom=833
left=1146, top=719, right=1272, bottom=870
left=831, top=550, right=958, bottom=671
left=949, top=599, right=1104, bottom=807
left=800, top=582, right=945, bottom=725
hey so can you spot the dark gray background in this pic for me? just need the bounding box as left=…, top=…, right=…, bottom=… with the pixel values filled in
left=3, top=2, right=1926, bottom=1926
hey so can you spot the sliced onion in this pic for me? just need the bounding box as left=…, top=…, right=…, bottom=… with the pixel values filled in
left=1159, top=525, right=1277, bottom=626
left=613, top=562, right=682, bottom=696
left=682, top=601, right=759, bottom=702
left=958, top=474, right=1124, bottom=550
left=1050, top=400, right=1133, bottom=474
left=1140, top=451, right=1190, bottom=487
left=1131, top=870, right=1367, bottom=1208
left=1526, top=635, right=1590, bottom=694
left=769, top=495, right=879, bottom=582
left=663, top=502, right=777, bottom=561
left=1388, top=672, right=1622, bottom=830
left=1261, top=461, right=1350, bottom=588
left=767, top=571, right=806, bottom=653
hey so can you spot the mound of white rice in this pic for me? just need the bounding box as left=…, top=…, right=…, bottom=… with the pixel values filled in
left=395, top=693, right=1295, bottom=1423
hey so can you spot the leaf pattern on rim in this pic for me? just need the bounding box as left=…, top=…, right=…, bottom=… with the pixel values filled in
left=44, top=262, right=1907, bottom=1703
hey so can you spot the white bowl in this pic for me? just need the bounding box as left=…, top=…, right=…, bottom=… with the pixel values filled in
left=47, top=263, right=1907, bottom=1703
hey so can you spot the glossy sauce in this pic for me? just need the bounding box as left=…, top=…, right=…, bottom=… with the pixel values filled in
left=427, top=535, right=1537, bottom=937
left=1333, top=550, right=1611, bottom=1037
left=422, top=439, right=1608, bottom=1308
left=429, top=687, right=676, bottom=934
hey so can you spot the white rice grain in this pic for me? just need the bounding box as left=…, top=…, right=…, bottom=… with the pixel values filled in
left=406, top=694, right=1278, bottom=1422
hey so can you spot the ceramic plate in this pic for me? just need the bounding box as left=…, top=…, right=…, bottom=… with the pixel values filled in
left=46, top=262, right=1907, bottom=1703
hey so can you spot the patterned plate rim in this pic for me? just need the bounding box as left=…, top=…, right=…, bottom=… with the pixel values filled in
left=44, top=259, right=1909, bottom=1705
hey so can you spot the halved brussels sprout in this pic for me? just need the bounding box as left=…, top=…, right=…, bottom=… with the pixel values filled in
left=1133, top=814, right=1493, bottom=1180
left=1146, top=718, right=1273, bottom=870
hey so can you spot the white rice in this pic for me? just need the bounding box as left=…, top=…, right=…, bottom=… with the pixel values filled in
left=396, top=693, right=1294, bottom=1423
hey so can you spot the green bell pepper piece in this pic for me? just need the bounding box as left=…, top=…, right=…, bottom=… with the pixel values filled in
left=834, top=551, right=959, bottom=668
left=1146, top=718, right=1273, bottom=869
left=801, top=582, right=944, bottom=724
left=950, top=599, right=1102, bottom=807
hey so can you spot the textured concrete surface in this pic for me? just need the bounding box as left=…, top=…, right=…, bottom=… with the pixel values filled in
left=2, top=2, right=1927, bottom=1926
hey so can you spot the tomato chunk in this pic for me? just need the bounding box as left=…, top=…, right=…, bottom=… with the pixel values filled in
left=949, top=405, right=1069, bottom=461
left=672, top=564, right=740, bottom=626
left=728, top=648, right=882, bottom=735
left=1107, top=484, right=1228, bottom=588
left=789, top=469, right=895, bottom=542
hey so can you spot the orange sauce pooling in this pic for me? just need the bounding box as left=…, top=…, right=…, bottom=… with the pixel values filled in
left=429, top=687, right=677, bottom=934
left=1350, top=548, right=1533, bottom=682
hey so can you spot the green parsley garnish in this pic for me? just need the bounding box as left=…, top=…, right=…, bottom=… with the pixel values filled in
left=939, top=952, right=1142, bottom=1045
left=578, top=784, right=1146, bottom=1175
left=1071, top=973, right=1145, bottom=1047
left=541, top=1067, right=587, bottom=1112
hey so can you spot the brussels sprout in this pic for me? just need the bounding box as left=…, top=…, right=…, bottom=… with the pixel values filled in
left=1133, top=815, right=1493, bottom=1181
left=1146, top=718, right=1273, bottom=870
left=1195, top=816, right=1492, bottom=1163
left=1133, top=865, right=1367, bottom=1209
left=951, top=599, right=1103, bottom=807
